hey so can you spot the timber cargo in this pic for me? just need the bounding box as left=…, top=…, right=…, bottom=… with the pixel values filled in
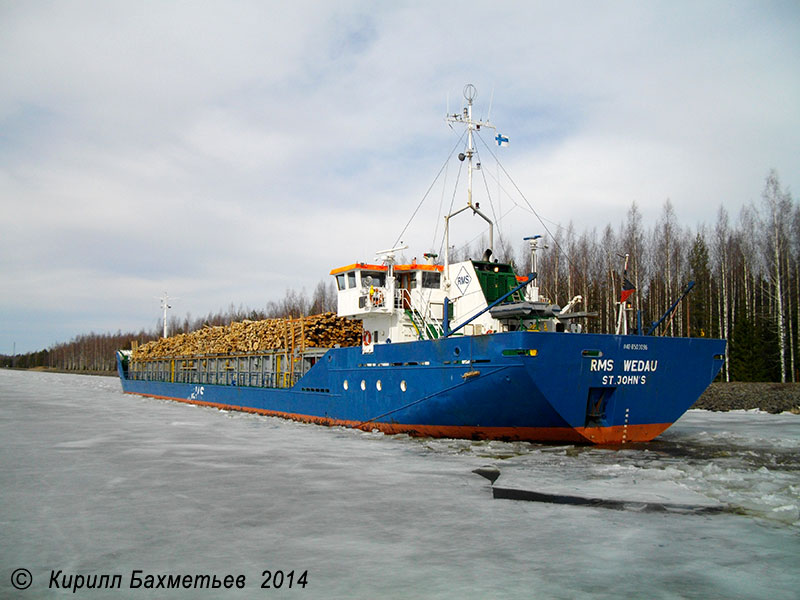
left=125, top=313, right=361, bottom=389
left=116, top=85, right=725, bottom=444
left=131, top=313, right=361, bottom=358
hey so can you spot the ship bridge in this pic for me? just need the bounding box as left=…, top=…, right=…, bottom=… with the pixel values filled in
left=330, top=260, right=447, bottom=347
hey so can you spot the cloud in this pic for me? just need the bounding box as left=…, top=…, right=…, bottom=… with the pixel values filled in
left=1, top=0, right=799, bottom=352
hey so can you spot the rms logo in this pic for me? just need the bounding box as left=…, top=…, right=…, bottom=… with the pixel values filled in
left=455, top=266, right=471, bottom=295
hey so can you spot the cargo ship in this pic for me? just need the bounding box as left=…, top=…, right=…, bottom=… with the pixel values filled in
left=117, top=86, right=725, bottom=444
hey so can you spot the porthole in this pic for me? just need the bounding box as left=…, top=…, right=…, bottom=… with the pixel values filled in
left=360, top=380, right=366, bottom=391
left=454, top=347, right=461, bottom=356
left=343, top=379, right=348, bottom=391
left=376, top=380, right=382, bottom=391
left=400, top=380, right=407, bottom=392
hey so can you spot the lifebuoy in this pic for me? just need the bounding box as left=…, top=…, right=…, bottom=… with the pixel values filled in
left=368, top=286, right=384, bottom=306
left=363, top=330, right=372, bottom=346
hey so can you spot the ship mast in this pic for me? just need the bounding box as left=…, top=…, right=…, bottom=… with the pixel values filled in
left=523, top=235, right=546, bottom=302
left=443, top=84, right=495, bottom=288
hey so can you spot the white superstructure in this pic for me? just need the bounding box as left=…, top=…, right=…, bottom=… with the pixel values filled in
left=330, top=84, right=592, bottom=353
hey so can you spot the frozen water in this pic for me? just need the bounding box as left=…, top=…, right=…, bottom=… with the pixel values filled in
left=1, top=370, right=798, bottom=599
left=490, top=410, right=799, bottom=524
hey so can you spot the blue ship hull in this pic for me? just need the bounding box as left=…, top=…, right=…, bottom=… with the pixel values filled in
left=118, top=331, right=725, bottom=444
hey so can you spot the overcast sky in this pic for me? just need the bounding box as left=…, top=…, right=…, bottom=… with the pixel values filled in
left=2, top=1, right=799, bottom=353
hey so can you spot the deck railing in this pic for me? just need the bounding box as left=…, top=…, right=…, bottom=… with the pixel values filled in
left=125, top=348, right=329, bottom=389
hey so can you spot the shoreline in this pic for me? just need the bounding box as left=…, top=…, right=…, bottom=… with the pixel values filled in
left=694, top=382, right=800, bottom=414
left=3, top=366, right=117, bottom=378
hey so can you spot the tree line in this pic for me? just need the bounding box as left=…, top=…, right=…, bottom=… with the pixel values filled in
left=1, top=281, right=338, bottom=373
left=495, top=169, right=794, bottom=382
left=3, top=170, right=795, bottom=382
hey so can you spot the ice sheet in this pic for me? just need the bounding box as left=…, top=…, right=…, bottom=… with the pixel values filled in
left=1, top=370, right=798, bottom=599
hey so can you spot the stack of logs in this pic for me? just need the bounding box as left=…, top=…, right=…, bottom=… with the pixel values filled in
left=131, top=312, right=362, bottom=360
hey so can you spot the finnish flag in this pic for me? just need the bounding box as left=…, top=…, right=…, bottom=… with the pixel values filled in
left=495, top=133, right=509, bottom=147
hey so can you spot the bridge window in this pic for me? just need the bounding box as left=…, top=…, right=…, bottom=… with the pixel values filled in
left=362, top=271, right=386, bottom=287
left=422, top=272, right=440, bottom=289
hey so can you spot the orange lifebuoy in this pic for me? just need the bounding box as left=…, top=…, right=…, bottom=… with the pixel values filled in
left=363, top=330, right=372, bottom=345
left=369, top=287, right=384, bottom=306
left=485, top=329, right=494, bottom=335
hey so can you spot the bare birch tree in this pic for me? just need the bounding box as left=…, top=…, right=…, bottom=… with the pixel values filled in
left=762, top=170, right=792, bottom=382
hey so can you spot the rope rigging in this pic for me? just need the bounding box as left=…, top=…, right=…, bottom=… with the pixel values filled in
left=392, top=118, right=578, bottom=274
left=392, top=130, right=467, bottom=249
left=475, top=131, right=578, bottom=273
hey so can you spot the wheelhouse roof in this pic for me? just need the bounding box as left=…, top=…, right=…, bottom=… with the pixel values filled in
left=330, top=263, right=443, bottom=275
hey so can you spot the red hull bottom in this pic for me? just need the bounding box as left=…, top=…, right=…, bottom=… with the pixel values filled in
left=125, top=392, right=672, bottom=445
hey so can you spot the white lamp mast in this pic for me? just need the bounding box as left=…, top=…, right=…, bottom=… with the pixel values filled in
left=160, top=292, right=172, bottom=338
